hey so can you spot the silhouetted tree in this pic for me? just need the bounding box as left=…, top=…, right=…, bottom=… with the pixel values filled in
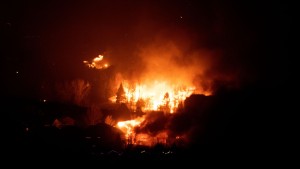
left=55, top=79, right=90, bottom=106
left=159, top=92, right=170, bottom=113
left=136, top=99, right=145, bottom=116
left=164, top=92, right=170, bottom=106
left=116, top=83, right=126, bottom=104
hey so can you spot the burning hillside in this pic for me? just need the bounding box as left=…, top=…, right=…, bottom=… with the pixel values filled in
left=83, top=40, right=217, bottom=146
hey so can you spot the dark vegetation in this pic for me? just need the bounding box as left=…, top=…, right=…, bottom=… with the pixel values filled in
left=2, top=82, right=283, bottom=165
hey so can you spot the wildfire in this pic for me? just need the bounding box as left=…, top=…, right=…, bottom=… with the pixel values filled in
left=83, top=54, right=109, bottom=69
left=82, top=49, right=211, bottom=147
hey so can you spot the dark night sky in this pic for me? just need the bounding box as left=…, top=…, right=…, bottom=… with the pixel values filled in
left=1, top=0, right=289, bottom=99
left=0, top=1, right=290, bottom=163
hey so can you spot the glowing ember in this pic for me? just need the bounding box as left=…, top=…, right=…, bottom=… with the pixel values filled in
left=83, top=54, right=109, bottom=69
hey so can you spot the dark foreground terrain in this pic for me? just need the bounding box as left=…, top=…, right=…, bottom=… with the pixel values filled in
left=2, top=85, right=284, bottom=166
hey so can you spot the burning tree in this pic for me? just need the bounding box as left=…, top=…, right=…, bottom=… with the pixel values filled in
left=158, top=92, right=171, bottom=113
left=136, top=99, right=146, bottom=116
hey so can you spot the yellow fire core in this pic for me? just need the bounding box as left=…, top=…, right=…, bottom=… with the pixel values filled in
left=119, top=81, right=195, bottom=113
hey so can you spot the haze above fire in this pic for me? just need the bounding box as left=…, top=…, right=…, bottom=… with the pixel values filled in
left=2, top=0, right=285, bottom=106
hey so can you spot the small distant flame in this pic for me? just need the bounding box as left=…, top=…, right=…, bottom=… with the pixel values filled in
left=83, top=54, right=109, bottom=69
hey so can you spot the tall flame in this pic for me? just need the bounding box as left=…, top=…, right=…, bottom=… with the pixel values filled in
left=121, top=81, right=195, bottom=113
